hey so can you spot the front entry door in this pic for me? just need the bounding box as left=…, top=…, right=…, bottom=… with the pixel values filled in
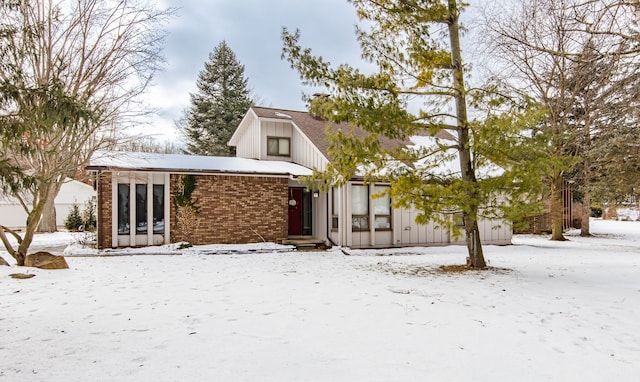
left=288, top=188, right=312, bottom=236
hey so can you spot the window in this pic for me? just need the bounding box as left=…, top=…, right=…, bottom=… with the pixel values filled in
left=351, top=185, right=369, bottom=231
left=153, top=184, right=164, bottom=234
left=373, top=185, right=391, bottom=231
left=267, top=137, right=290, bottom=156
left=332, top=188, right=340, bottom=230
left=118, top=183, right=165, bottom=237
left=117, top=184, right=130, bottom=235
left=135, top=184, right=147, bottom=233
left=453, top=212, right=465, bottom=227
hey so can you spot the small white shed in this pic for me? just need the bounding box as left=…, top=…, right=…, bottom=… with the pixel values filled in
left=0, top=179, right=96, bottom=229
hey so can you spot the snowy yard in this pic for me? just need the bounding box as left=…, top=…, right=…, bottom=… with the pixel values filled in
left=1, top=219, right=639, bottom=381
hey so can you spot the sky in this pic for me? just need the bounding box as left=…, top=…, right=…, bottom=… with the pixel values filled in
left=145, top=0, right=492, bottom=143
left=146, top=0, right=364, bottom=141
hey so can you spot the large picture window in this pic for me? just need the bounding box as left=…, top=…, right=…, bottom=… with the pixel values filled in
left=373, top=185, right=391, bottom=230
left=118, top=182, right=165, bottom=237
left=351, top=185, right=369, bottom=231
left=267, top=137, right=290, bottom=156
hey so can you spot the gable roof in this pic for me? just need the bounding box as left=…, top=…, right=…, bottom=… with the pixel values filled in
left=248, top=106, right=424, bottom=159
left=87, top=151, right=312, bottom=177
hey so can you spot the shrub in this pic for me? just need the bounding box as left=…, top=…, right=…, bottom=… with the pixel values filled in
left=83, top=200, right=97, bottom=231
left=64, top=203, right=84, bottom=231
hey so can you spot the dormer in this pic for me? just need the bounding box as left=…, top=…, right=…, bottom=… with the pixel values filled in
left=228, top=106, right=331, bottom=171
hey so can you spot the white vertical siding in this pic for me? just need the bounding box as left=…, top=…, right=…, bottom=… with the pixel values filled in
left=234, top=115, right=261, bottom=159
left=291, top=128, right=329, bottom=171
left=337, top=182, right=512, bottom=249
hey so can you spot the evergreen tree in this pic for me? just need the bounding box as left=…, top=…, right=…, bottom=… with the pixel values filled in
left=282, top=0, right=548, bottom=268
left=65, top=204, right=84, bottom=232
left=182, top=41, right=253, bottom=156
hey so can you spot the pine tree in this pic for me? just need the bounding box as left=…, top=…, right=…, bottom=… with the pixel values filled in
left=282, top=0, right=548, bottom=268
left=65, top=203, right=84, bottom=232
left=181, top=41, right=253, bottom=156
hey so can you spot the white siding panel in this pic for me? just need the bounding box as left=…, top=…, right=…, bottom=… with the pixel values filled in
left=235, top=115, right=261, bottom=159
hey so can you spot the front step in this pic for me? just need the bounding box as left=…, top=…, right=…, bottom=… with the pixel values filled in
left=282, top=238, right=328, bottom=251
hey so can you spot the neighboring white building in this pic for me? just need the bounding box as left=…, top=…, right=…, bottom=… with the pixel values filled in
left=0, top=179, right=96, bottom=229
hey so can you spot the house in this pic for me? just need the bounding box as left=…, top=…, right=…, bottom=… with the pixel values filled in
left=0, top=179, right=96, bottom=229
left=88, top=106, right=511, bottom=249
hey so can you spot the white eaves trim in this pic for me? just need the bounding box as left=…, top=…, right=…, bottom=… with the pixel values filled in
left=88, top=151, right=313, bottom=177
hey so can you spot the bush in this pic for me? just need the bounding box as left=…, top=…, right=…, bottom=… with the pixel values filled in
left=65, top=203, right=84, bottom=231
left=83, top=200, right=97, bottom=231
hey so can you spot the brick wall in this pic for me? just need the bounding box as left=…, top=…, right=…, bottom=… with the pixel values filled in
left=96, top=172, right=113, bottom=249
left=170, top=174, right=288, bottom=245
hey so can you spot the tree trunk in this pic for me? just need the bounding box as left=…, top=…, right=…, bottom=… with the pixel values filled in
left=37, top=181, right=62, bottom=233
left=581, top=190, right=591, bottom=236
left=13, top=185, right=50, bottom=265
left=447, top=0, right=486, bottom=268
left=38, top=201, right=57, bottom=232
left=550, top=172, right=566, bottom=241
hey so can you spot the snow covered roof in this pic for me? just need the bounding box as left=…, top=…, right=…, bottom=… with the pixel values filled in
left=87, top=151, right=313, bottom=177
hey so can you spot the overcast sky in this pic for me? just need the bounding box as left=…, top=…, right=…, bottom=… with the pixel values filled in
left=145, top=0, right=491, bottom=142
left=145, top=0, right=363, bottom=140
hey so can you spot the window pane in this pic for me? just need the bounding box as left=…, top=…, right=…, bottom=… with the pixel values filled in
left=267, top=138, right=278, bottom=155
left=136, top=184, right=147, bottom=234
left=117, top=184, right=130, bottom=235
left=352, top=216, right=369, bottom=231
left=351, top=185, right=368, bottom=215
left=373, top=186, right=390, bottom=214
left=332, top=217, right=339, bottom=229
left=374, top=216, right=391, bottom=230
left=302, top=189, right=312, bottom=235
left=279, top=138, right=290, bottom=155
left=153, top=184, right=164, bottom=234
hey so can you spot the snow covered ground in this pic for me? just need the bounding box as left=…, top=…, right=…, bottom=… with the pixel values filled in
left=1, top=219, right=639, bottom=381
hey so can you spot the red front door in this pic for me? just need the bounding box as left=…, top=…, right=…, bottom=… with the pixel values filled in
left=288, top=188, right=303, bottom=235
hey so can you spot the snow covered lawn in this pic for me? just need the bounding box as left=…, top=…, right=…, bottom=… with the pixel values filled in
left=1, top=219, right=639, bottom=381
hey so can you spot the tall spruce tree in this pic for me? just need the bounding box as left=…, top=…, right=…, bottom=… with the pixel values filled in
left=182, top=41, right=253, bottom=156
left=282, top=0, right=548, bottom=268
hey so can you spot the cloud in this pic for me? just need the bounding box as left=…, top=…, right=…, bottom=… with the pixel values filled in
left=145, top=0, right=363, bottom=140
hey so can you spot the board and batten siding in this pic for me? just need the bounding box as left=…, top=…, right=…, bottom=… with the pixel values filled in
left=329, top=182, right=512, bottom=248
left=234, top=113, right=261, bottom=159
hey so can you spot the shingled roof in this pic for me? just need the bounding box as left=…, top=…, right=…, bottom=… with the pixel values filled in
left=249, top=106, right=434, bottom=159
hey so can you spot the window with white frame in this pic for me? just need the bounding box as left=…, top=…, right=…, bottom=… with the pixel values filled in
left=267, top=137, right=290, bottom=156
left=351, top=185, right=369, bottom=231
left=373, top=185, right=391, bottom=230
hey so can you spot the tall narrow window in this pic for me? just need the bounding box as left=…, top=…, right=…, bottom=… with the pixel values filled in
left=302, top=189, right=312, bottom=235
left=351, top=185, right=369, bottom=231
left=267, top=137, right=290, bottom=156
left=373, top=185, right=391, bottom=230
left=153, top=184, right=164, bottom=234
left=331, top=187, right=340, bottom=230
left=117, top=184, right=130, bottom=235
left=135, top=184, right=147, bottom=233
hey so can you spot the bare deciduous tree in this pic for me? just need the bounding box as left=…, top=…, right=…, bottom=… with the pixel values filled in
left=0, top=0, right=174, bottom=265
left=484, top=0, right=640, bottom=239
